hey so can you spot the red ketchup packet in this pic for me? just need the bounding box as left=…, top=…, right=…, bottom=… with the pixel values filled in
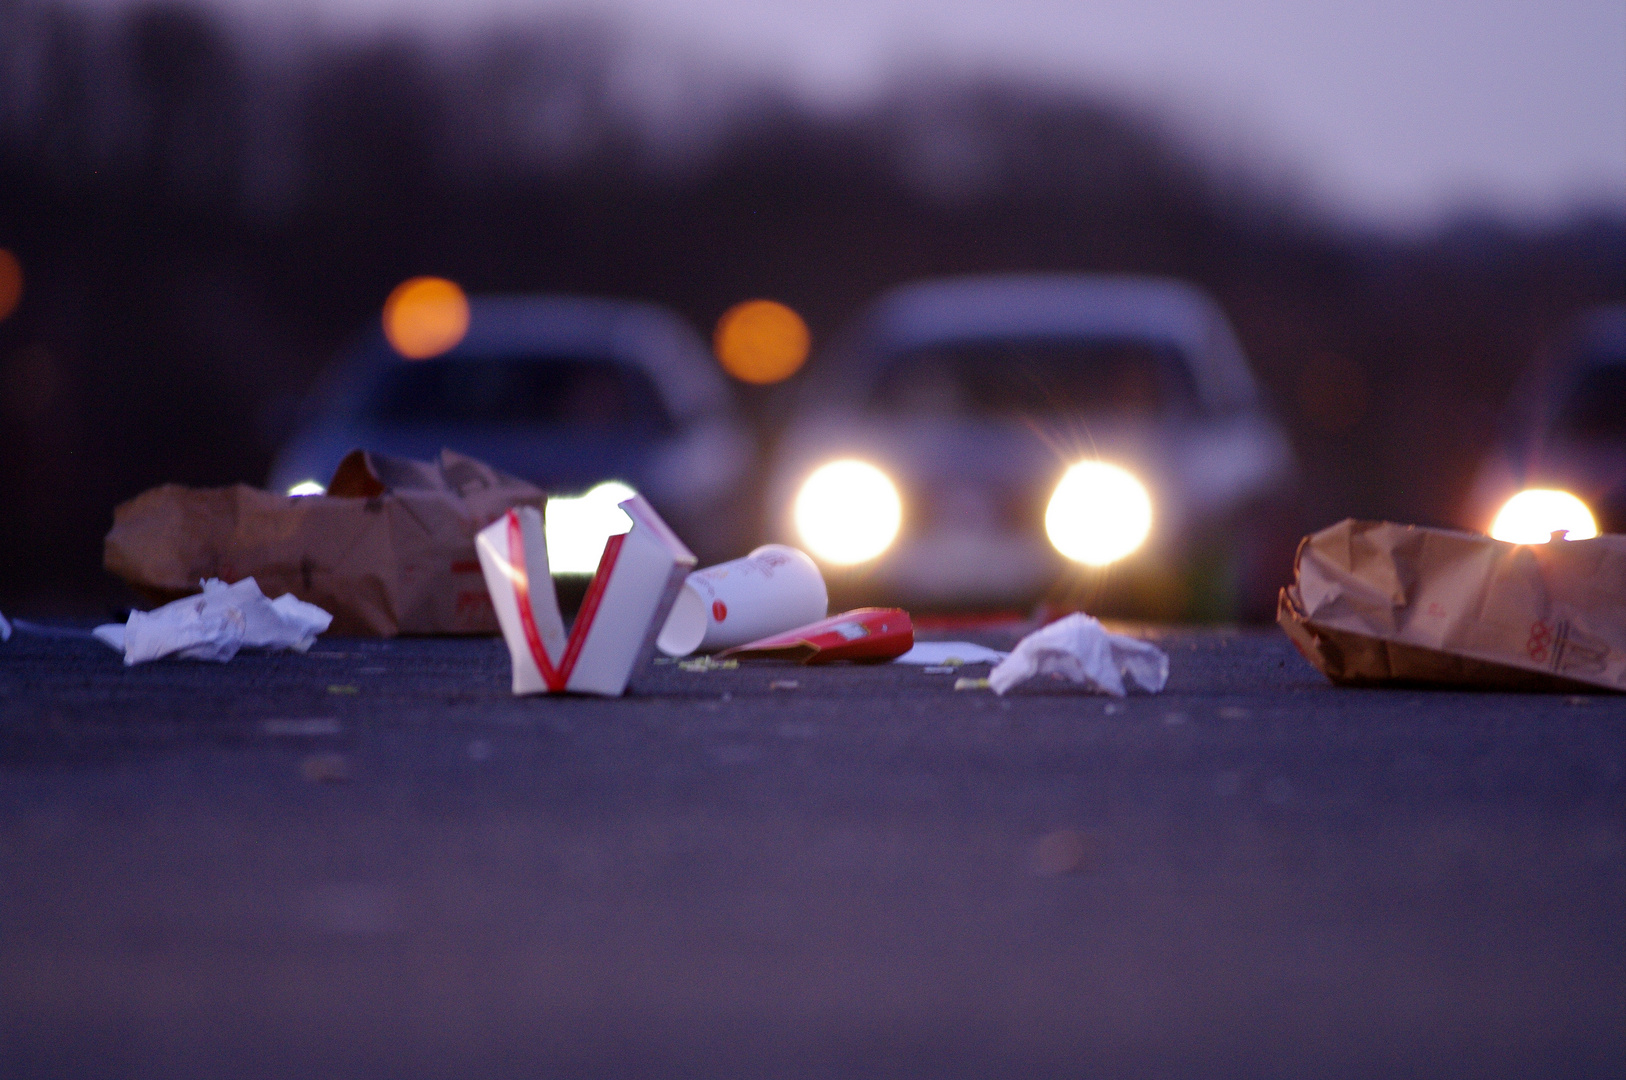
left=718, top=608, right=913, bottom=664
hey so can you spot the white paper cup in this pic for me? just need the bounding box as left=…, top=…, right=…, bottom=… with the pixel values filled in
left=656, top=544, right=827, bottom=656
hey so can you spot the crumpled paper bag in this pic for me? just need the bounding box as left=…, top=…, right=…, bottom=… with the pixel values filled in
left=104, top=449, right=543, bottom=636
left=988, top=613, right=1169, bottom=696
left=1279, top=518, right=1625, bottom=691
left=95, top=577, right=333, bottom=665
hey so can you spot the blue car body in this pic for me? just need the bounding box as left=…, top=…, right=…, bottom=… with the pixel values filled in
left=269, top=295, right=755, bottom=562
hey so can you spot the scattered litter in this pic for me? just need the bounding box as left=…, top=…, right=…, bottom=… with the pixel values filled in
left=478, top=497, right=694, bottom=697
left=104, top=449, right=544, bottom=637
left=6, top=619, right=96, bottom=641
left=1281, top=518, right=1626, bottom=691
left=300, top=753, right=349, bottom=783
left=327, top=684, right=359, bottom=695
left=922, top=665, right=956, bottom=674
left=656, top=545, right=827, bottom=657
left=679, top=656, right=739, bottom=672
left=93, top=577, right=332, bottom=666
left=262, top=718, right=342, bottom=737
left=893, top=641, right=1009, bottom=666
left=769, top=679, right=800, bottom=690
left=720, top=608, right=913, bottom=664
left=988, top=613, right=1169, bottom=696
left=954, top=676, right=990, bottom=691
left=1029, top=829, right=1096, bottom=876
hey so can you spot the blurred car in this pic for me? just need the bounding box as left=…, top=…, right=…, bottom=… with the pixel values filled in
left=1466, top=305, right=1626, bottom=543
left=763, top=274, right=1299, bottom=619
left=269, top=294, right=755, bottom=566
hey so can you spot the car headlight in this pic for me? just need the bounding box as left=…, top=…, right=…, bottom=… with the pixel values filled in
left=545, top=481, right=637, bottom=573
left=1044, top=461, right=1153, bottom=566
left=793, top=460, right=902, bottom=566
left=1489, top=488, right=1598, bottom=544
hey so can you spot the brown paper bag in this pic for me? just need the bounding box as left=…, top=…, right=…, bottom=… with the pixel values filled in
left=105, top=449, right=544, bottom=636
left=1279, top=518, right=1625, bottom=692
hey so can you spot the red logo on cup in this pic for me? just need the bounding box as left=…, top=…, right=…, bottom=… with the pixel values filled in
left=1526, top=619, right=1552, bottom=663
left=712, top=600, right=728, bottom=622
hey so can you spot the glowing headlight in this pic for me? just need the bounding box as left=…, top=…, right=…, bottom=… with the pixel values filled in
left=545, top=481, right=636, bottom=573
left=1489, top=488, right=1598, bottom=544
left=287, top=480, right=326, bottom=497
left=1044, top=461, right=1153, bottom=566
left=794, top=460, right=902, bottom=566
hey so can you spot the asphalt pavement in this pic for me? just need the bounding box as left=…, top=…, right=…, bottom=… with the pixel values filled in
left=1, top=622, right=1622, bottom=1078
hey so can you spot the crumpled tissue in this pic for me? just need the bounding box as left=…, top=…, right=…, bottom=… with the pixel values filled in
left=94, top=577, right=333, bottom=665
left=988, top=613, right=1169, bottom=696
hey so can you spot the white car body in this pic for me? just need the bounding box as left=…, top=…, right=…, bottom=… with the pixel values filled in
left=765, top=274, right=1298, bottom=616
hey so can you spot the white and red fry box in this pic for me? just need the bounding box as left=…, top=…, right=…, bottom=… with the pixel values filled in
left=718, top=608, right=914, bottom=664
left=476, top=497, right=696, bottom=696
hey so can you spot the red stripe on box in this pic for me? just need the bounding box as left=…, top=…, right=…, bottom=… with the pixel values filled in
left=505, top=510, right=627, bottom=693
left=557, top=531, right=624, bottom=681
left=506, top=511, right=566, bottom=691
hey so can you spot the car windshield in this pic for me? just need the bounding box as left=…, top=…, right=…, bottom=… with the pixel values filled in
left=866, top=337, right=1198, bottom=419
left=371, top=356, right=675, bottom=434
left=1552, top=365, right=1626, bottom=441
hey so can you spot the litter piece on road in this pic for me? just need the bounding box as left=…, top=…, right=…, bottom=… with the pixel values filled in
left=103, top=448, right=543, bottom=637
left=1280, top=518, right=1625, bottom=691
left=987, top=612, right=1169, bottom=697
left=300, top=753, right=350, bottom=783
left=719, top=608, right=914, bottom=664
left=678, top=656, right=738, bottom=672
left=477, top=496, right=695, bottom=697
left=93, top=577, right=333, bottom=666
left=893, top=641, right=1009, bottom=666
left=655, top=544, right=827, bottom=657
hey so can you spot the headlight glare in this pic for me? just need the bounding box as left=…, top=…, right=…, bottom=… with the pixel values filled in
left=545, top=481, right=636, bottom=573
left=794, top=460, right=902, bottom=566
left=1044, top=461, right=1153, bottom=566
left=1489, top=488, right=1598, bottom=544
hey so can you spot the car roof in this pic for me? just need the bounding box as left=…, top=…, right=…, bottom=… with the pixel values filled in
left=850, top=274, right=1261, bottom=413
left=363, top=294, right=733, bottom=423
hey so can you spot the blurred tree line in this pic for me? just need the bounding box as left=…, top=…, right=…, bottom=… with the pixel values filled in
left=0, top=0, right=1622, bottom=610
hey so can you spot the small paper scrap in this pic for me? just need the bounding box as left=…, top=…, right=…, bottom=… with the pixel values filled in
left=988, top=613, right=1168, bottom=697
left=893, top=641, right=1009, bottom=666
left=94, top=578, right=333, bottom=666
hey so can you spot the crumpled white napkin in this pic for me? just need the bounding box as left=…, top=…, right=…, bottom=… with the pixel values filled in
left=94, top=578, right=333, bottom=665
left=987, top=613, right=1169, bottom=696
